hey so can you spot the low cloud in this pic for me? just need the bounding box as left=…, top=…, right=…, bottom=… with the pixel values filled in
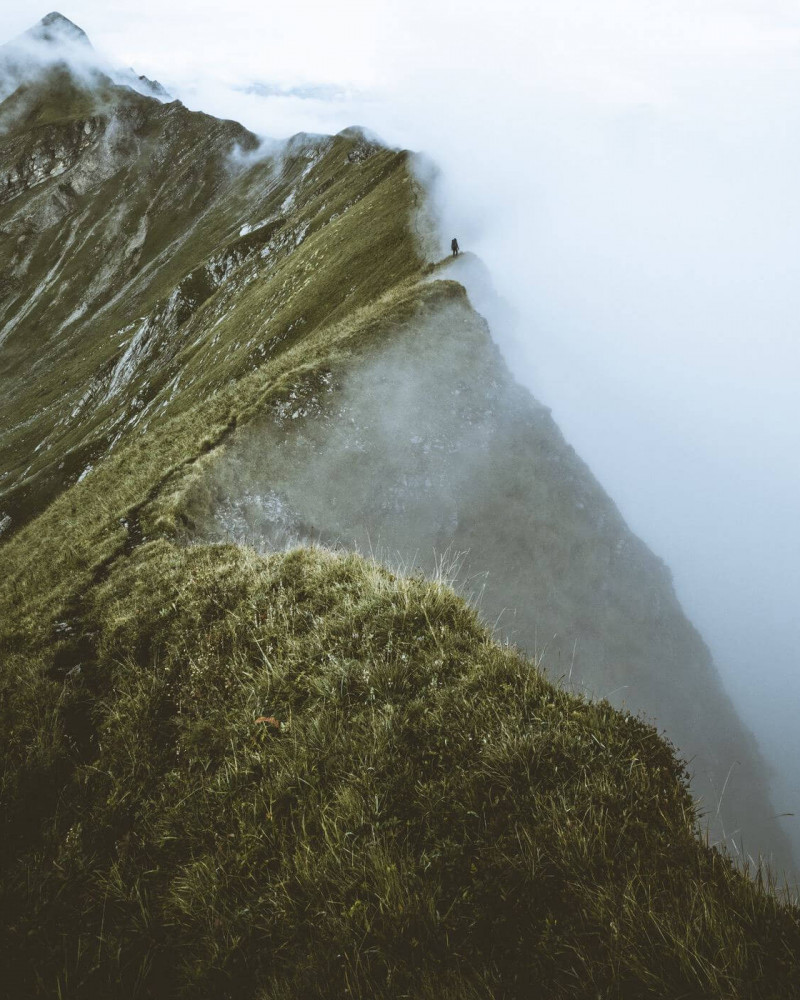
left=0, top=12, right=169, bottom=103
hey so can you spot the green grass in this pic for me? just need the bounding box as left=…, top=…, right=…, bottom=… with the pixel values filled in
left=0, top=541, right=800, bottom=998
left=0, top=276, right=449, bottom=658
left=2, top=539, right=799, bottom=998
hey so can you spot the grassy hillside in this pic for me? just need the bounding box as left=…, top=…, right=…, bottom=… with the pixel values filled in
left=2, top=539, right=799, bottom=998
left=1, top=27, right=799, bottom=996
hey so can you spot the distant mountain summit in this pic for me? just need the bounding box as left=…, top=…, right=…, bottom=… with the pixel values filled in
left=23, top=11, right=92, bottom=47
left=0, top=12, right=169, bottom=101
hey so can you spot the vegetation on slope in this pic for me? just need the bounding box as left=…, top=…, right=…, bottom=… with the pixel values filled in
left=184, top=277, right=792, bottom=870
left=1, top=27, right=799, bottom=997
left=1, top=46, right=788, bottom=871
left=0, top=62, right=418, bottom=537
left=2, top=539, right=799, bottom=999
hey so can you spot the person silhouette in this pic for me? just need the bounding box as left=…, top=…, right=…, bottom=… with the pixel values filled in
left=451, top=237, right=460, bottom=257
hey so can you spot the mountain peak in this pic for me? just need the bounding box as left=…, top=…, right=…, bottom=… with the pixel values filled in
left=27, top=12, right=91, bottom=47
left=1, top=14, right=173, bottom=108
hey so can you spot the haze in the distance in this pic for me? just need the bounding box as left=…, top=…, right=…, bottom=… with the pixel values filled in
left=3, top=1, right=799, bottom=848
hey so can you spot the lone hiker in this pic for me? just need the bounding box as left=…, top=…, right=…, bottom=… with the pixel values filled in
left=451, top=237, right=460, bottom=257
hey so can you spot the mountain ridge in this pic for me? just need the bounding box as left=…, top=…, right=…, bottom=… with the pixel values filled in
left=0, top=20, right=798, bottom=996
left=0, top=14, right=792, bottom=869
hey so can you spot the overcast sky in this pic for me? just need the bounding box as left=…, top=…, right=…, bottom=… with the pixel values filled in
left=4, top=2, right=800, bottom=834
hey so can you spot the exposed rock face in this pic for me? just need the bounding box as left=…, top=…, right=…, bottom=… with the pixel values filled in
left=1, top=115, right=100, bottom=203
left=0, top=18, right=794, bottom=875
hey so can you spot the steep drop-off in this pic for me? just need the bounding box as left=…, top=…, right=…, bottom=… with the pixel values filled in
left=1, top=14, right=798, bottom=997
left=186, top=276, right=785, bottom=871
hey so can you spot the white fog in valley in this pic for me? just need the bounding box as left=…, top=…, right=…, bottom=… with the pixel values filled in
left=4, top=2, right=799, bottom=847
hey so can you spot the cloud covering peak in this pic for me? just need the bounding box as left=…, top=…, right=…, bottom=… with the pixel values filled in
left=26, top=12, right=92, bottom=46
left=0, top=11, right=169, bottom=103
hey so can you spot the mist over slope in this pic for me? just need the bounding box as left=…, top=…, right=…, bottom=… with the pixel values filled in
left=188, top=264, right=790, bottom=869
left=0, top=5, right=792, bottom=872
left=0, top=13, right=798, bottom=996
left=104, top=0, right=800, bottom=858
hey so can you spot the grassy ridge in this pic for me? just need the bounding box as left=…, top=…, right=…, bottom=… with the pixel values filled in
left=2, top=58, right=799, bottom=999
left=0, top=276, right=450, bottom=653
left=0, top=67, right=419, bottom=537
left=2, top=539, right=799, bottom=998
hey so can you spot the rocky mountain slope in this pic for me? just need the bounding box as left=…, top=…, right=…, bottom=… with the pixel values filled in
left=1, top=14, right=798, bottom=997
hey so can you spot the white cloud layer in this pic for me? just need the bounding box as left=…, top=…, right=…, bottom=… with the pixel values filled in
left=3, top=2, right=800, bottom=841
